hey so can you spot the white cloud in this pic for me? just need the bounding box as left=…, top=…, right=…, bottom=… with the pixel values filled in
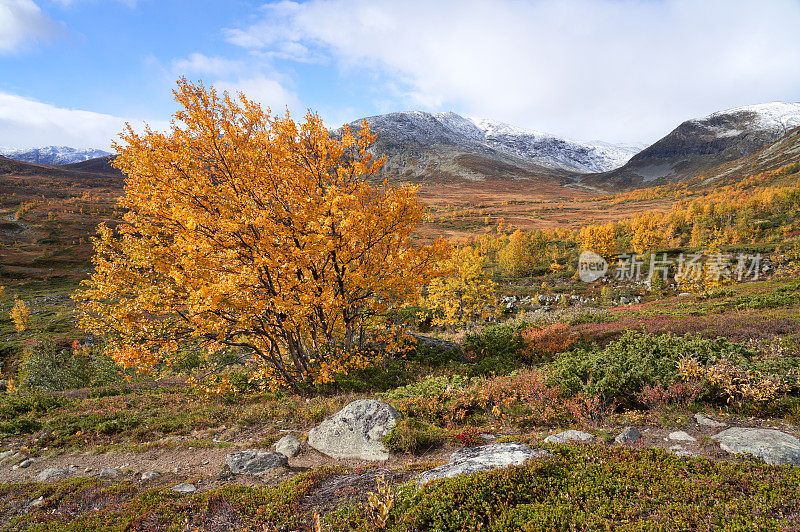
left=226, top=0, right=800, bottom=143
left=172, top=53, right=243, bottom=77
left=170, top=52, right=301, bottom=115
left=0, top=0, right=65, bottom=54
left=0, top=91, right=168, bottom=150
left=214, top=75, right=300, bottom=114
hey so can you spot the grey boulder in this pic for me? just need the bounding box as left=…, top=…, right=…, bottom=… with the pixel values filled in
left=99, top=468, right=120, bottom=478
left=711, top=427, right=800, bottom=466
left=544, top=430, right=594, bottom=444
left=36, top=467, right=75, bottom=482
left=225, top=449, right=288, bottom=475
left=171, top=483, right=196, bottom=493
left=694, top=414, right=726, bottom=428
left=308, top=399, right=400, bottom=461
left=141, top=471, right=161, bottom=481
left=615, top=427, right=641, bottom=444
left=417, top=443, right=551, bottom=486
left=275, top=434, right=302, bottom=458
left=668, top=431, right=696, bottom=442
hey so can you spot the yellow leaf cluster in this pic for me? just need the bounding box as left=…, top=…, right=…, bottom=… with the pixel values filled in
left=421, top=245, right=498, bottom=329
left=11, top=298, right=29, bottom=333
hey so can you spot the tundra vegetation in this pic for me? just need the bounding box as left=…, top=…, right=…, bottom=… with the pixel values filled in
left=0, top=81, right=799, bottom=530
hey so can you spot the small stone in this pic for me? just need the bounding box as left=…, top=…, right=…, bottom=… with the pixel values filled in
left=12, top=465, right=18, bottom=471
left=678, top=292, right=692, bottom=297
left=173, top=466, right=183, bottom=473
left=28, top=496, right=45, bottom=508
left=141, top=471, right=161, bottom=481
left=668, top=431, right=696, bottom=442
left=225, top=449, right=288, bottom=475
left=99, top=468, right=120, bottom=478
left=544, top=430, right=594, bottom=444
left=36, top=467, right=73, bottom=481
left=694, top=414, right=726, bottom=428
left=84, top=468, right=93, bottom=473
left=614, top=427, right=641, bottom=444
left=0, top=450, right=13, bottom=462
left=275, top=434, right=302, bottom=458
left=171, top=483, right=196, bottom=493
left=19, top=458, right=34, bottom=468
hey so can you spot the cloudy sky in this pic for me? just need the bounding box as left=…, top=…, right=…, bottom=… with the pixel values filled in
left=1, top=0, right=799, bottom=150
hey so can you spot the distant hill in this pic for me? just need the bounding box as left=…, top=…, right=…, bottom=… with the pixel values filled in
left=695, top=125, right=800, bottom=187
left=0, top=155, right=123, bottom=199
left=583, top=102, right=800, bottom=190
left=62, top=155, right=122, bottom=177
left=0, top=146, right=111, bottom=165
left=339, top=111, right=640, bottom=182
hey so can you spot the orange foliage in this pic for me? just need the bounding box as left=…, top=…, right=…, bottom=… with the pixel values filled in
left=75, top=79, right=447, bottom=389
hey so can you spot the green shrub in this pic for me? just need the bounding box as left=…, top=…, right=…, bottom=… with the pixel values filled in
left=406, top=342, right=463, bottom=367
left=379, top=374, right=471, bottom=404
left=18, top=341, right=121, bottom=391
left=551, top=331, right=756, bottom=403
left=383, top=418, right=445, bottom=454
left=462, top=323, right=527, bottom=374
left=331, top=360, right=413, bottom=392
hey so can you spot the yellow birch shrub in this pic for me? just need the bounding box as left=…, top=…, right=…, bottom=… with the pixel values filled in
left=11, top=298, right=29, bottom=332
left=578, top=224, right=617, bottom=260
left=421, top=245, right=498, bottom=329
left=74, top=79, right=447, bottom=390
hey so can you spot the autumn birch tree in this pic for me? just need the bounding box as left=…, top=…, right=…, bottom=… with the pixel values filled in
left=75, top=79, right=446, bottom=389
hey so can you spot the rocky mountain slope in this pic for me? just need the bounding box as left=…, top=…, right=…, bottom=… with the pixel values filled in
left=0, top=146, right=111, bottom=166
left=584, top=102, right=800, bottom=189
left=341, top=111, right=639, bottom=182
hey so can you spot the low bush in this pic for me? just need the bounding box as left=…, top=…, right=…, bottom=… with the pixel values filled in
left=379, top=370, right=574, bottom=428
left=519, top=323, right=578, bottom=363
left=18, top=340, right=121, bottom=391
left=383, top=418, right=445, bottom=454
left=462, top=323, right=527, bottom=366
left=551, top=331, right=757, bottom=404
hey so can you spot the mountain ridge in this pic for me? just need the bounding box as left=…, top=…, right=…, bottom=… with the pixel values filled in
left=582, top=102, right=800, bottom=190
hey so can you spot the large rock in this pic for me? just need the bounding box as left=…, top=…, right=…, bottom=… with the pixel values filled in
left=712, top=427, right=800, bottom=466
left=308, top=400, right=400, bottom=461
left=412, top=334, right=462, bottom=355
left=614, top=427, right=641, bottom=444
left=225, top=449, right=288, bottom=475
left=36, top=467, right=74, bottom=482
left=416, top=443, right=551, bottom=486
left=544, top=430, right=594, bottom=444
left=275, top=434, right=302, bottom=458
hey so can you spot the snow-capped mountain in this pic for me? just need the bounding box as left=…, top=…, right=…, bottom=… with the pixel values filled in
left=469, top=117, right=641, bottom=173
left=584, top=102, right=800, bottom=189
left=0, top=146, right=111, bottom=166
left=341, top=111, right=640, bottom=181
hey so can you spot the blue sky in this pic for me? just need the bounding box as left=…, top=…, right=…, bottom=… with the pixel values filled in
left=1, top=0, right=800, bottom=149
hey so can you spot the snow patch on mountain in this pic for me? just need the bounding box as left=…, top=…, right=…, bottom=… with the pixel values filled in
left=0, top=146, right=111, bottom=165
left=693, top=102, right=800, bottom=138
left=467, top=117, right=641, bottom=173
